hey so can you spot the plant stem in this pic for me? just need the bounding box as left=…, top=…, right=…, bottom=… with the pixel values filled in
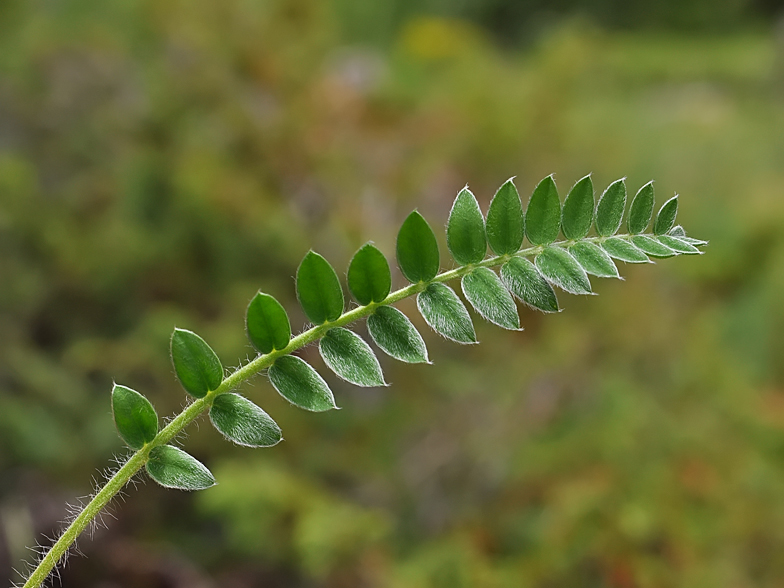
left=22, top=235, right=636, bottom=588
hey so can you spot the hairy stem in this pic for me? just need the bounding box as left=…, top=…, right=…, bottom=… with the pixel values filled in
left=22, top=235, right=637, bottom=588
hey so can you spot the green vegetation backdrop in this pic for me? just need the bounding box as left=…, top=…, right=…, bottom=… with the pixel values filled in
left=1, top=0, right=784, bottom=586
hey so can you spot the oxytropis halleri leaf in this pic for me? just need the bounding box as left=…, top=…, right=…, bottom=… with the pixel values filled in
left=128, top=174, right=707, bottom=478
left=27, top=173, right=706, bottom=588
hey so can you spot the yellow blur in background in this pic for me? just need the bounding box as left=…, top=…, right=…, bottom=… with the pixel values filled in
left=2, top=0, right=784, bottom=586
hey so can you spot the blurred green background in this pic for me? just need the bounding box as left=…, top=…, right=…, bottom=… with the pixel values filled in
left=2, top=0, right=784, bottom=586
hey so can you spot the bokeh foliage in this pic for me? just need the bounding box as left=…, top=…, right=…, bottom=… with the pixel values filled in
left=2, top=0, right=784, bottom=586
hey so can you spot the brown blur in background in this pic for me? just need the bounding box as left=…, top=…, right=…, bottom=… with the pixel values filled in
left=2, top=0, right=784, bottom=586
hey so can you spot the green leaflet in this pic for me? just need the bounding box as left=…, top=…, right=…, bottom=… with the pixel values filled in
left=536, top=246, right=592, bottom=295
left=397, top=210, right=440, bottom=283
left=246, top=292, right=291, bottom=354
left=500, top=257, right=559, bottom=313
left=568, top=241, right=619, bottom=279
left=461, top=267, right=520, bottom=330
left=268, top=355, right=337, bottom=412
left=595, top=178, right=627, bottom=237
left=632, top=235, right=677, bottom=258
left=319, top=327, right=386, bottom=387
left=296, top=251, right=344, bottom=325
left=367, top=306, right=429, bottom=364
left=601, top=237, right=650, bottom=263
left=561, top=175, right=594, bottom=240
left=680, top=236, right=708, bottom=246
left=111, top=384, right=158, bottom=450
left=447, top=187, right=486, bottom=265
left=209, top=393, right=282, bottom=448
left=525, top=175, right=561, bottom=245
left=347, top=243, right=391, bottom=305
left=171, top=328, right=223, bottom=398
left=628, top=181, right=655, bottom=234
left=669, top=225, right=686, bottom=237
left=146, top=445, right=216, bottom=491
left=417, top=282, right=476, bottom=344
left=486, top=178, right=524, bottom=255
left=658, top=235, right=701, bottom=255
left=654, top=196, right=679, bottom=235
left=669, top=225, right=708, bottom=246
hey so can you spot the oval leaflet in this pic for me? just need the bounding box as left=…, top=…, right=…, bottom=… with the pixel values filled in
left=525, top=175, right=561, bottom=246
left=367, top=306, right=429, bottom=364
left=246, top=292, right=291, bottom=354
left=296, top=251, right=344, bottom=325
left=486, top=178, right=524, bottom=255
left=397, top=211, right=440, bottom=284
left=347, top=243, right=392, bottom=305
left=111, top=384, right=158, bottom=450
left=210, top=393, right=282, bottom=448
left=561, top=175, right=594, bottom=240
left=417, top=283, right=477, bottom=344
left=446, top=187, right=487, bottom=265
left=461, top=267, right=520, bottom=330
left=319, top=328, right=387, bottom=387
left=268, top=355, right=337, bottom=412
left=171, top=328, right=223, bottom=398
left=146, top=445, right=216, bottom=491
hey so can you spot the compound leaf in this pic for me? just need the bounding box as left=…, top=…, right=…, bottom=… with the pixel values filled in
left=268, top=355, right=337, bottom=412
left=525, top=175, right=561, bottom=245
left=535, top=247, right=592, bottom=295
left=397, top=211, right=440, bottom=283
left=367, top=306, right=429, bottom=364
left=171, top=328, right=223, bottom=398
left=596, top=178, right=627, bottom=237
left=569, top=241, right=619, bottom=279
left=601, top=237, right=650, bottom=263
left=500, top=257, right=559, bottom=313
left=209, top=393, right=282, bottom=448
left=347, top=243, right=391, bottom=305
left=561, top=175, right=594, bottom=240
left=447, top=187, right=486, bottom=265
left=658, top=235, right=702, bottom=255
left=111, top=384, right=158, bottom=450
left=246, top=292, right=291, bottom=354
left=632, top=235, right=677, bottom=258
left=146, top=445, right=215, bottom=491
left=461, top=267, right=520, bottom=330
left=319, top=328, right=386, bottom=387
left=628, top=181, right=655, bottom=234
left=296, top=251, right=344, bottom=325
left=417, top=283, right=476, bottom=344
left=486, top=178, right=524, bottom=255
left=654, top=196, right=679, bottom=235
